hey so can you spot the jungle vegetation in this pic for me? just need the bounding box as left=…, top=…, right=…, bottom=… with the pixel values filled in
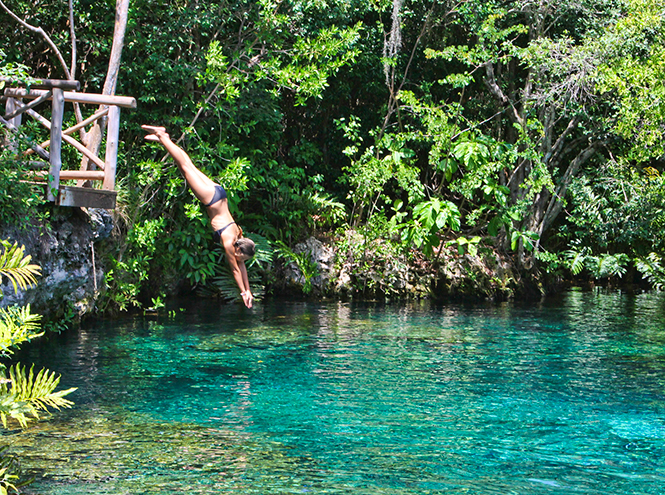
left=1, top=0, right=665, bottom=309
left=0, top=240, right=75, bottom=493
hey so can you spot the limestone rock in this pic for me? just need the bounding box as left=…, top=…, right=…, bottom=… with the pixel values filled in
left=0, top=207, right=113, bottom=320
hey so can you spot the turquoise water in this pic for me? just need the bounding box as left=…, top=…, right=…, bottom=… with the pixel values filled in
left=10, top=290, right=665, bottom=494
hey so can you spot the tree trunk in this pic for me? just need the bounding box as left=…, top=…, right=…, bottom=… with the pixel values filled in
left=78, top=0, right=129, bottom=185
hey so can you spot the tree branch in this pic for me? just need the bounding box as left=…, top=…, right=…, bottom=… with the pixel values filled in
left=539, top=143, right=599, bottom=235
left=484, top=62, right=522, bottom=124
left=0, top=0, right=71, bottom=79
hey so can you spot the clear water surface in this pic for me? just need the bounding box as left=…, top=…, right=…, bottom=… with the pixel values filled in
left=9, top=290, right=665, bottom=494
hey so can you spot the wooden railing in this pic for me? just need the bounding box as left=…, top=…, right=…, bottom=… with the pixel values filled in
left=2, top=79, right=136, bottom=209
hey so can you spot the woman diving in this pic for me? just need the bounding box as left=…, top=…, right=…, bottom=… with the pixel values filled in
left=142, top=125, right=256, bottom=308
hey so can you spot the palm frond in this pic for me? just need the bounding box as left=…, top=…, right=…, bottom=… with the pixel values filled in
left=0, top=305, right=43, bottom=356
left=0, top=240, right=41, bottom=296
left=564, top=248, right=587, bottom=276
left=597, top=253, right=628, bottom=278
left=0, top=364, right=76, bottom=428
left=635, top=252, right=665, bottom=290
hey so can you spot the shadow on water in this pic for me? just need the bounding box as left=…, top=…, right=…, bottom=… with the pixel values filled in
left=8, top=290, right=665, bottom=494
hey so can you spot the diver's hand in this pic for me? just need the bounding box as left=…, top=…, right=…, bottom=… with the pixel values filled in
left=141, top=125, right=169, bottom=142
left=241, top=291, right=253, bottom=309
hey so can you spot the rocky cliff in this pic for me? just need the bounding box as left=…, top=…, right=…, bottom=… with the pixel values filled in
left=0, top=207, right=113, bottom=320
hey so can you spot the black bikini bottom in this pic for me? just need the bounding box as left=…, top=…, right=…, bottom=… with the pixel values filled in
left=205, top=185, right=227, bottom=207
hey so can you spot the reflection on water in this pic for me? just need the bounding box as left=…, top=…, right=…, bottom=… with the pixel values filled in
left=9, top=290, right=665, bottom=494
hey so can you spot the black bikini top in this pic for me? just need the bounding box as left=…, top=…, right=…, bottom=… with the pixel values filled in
left=212, top=221, right=237, bottom=244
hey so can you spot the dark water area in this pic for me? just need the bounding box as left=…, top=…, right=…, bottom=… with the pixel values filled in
left=7, top=290, right=665, bottom=494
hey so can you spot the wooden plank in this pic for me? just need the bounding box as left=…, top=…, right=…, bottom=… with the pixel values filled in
left=32, top=79, right=81, bottom=91
left=58, top=185, right=117, bottom=209
left=103, top=106, right=120, bottom=190
left=4, top=97, right=23, bottom=131
left=0, top=77, right=81, bottom=91
left=0, top=78, right=81, bottom=91
left=48, top=88, right=64, bottom=202
left=25, top=161, right=50, bottom=169
left=63, top=108, right=109, bottom=136
left=4, top=88, right=137, bottom=109
left=31, top=170, right=105, bottom=180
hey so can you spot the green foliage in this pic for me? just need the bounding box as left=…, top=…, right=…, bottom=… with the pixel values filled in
left=170, top=212, right=217, bottom=287
left=404, top=198, right=461, bottom=257
left=341, top=120, right=424, bottom=225
left=274, top=240, right=319, bottom=294
left=333, top=223, right=410, bottom=296
left=0, top=305, right=42, bottom=358
left=446, top=236, right=482, bottom=257
left=41, top=300, right=78, bottom=334
left=102, top=218, right=167, bottom=312
left=0, top=48, right=34, bottom=87
left=0, top=239, right=75, bottom=492
left=309, top=193, right=347, bottom=229
left=586, top=253, right=630, bottom=279
left=534, top=249, right=563, bottom=275
left=635, top=253, right=665, bottom=291
left=564, top=163, right=665, bottom=255
left=564, top=247, right=590, bottom=276
left=0, top=445, right=30, bottom=495
left=0, top=241, right=40, bottom=299
left=0, top=54, right=46, bottom=230
left=6, top=0, right=665, bottom=299
left=0, top=364, right=76, bottom=428
left=595, top=0, right=665, bottom=163
left=0, top=155, right=45, bottom=230
left=510, top=230, right=539, bottom=252
left=563, top=247, right=630, bottom=280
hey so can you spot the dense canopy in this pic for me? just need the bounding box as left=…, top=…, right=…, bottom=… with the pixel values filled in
left=2, top=0, right=665, bottom=306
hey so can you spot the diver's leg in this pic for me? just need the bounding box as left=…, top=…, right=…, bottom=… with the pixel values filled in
left=174, top=157, right=218, bottom=204
left=142, top=126, right=218, bottom=204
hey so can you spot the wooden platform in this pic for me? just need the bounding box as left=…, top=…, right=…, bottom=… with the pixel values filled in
left=58, top=185, right=117, bottom=209
left=3, top=78, right=134, bottom=210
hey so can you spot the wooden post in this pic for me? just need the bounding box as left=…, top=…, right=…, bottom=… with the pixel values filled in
left=48, top=88, right=65, bottom=202
left=5, top=98, right=22, bottom=128
left=4, top=98, right=21, bottom=152
left=103, top=105, right=120, bottom=190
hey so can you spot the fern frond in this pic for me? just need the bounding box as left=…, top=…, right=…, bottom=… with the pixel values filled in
left=0, top=390, right=36, bottom=428
left=0, top=305, right=43, bottom=356
left=11, top=364, right=76, bottom=411
left=0, top=241, right=41, bottom=295
left=0, top=364, right=76, bottom=428
left=564, top=249, right=587, bottom=276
